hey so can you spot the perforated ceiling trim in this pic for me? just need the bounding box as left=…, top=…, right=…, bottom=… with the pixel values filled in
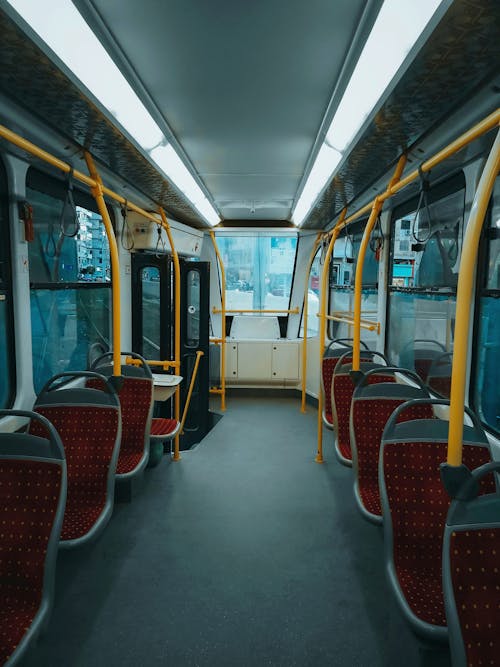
left=0, top=9, right=205, bottom=227
left=304, top=0, right=500, bottom=229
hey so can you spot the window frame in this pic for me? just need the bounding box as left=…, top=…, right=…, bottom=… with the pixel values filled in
left=0, top=154, right=15, bottom=408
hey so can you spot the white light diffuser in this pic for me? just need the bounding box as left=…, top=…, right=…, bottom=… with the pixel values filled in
left=291, top=144, right=341, bottom=226
left=7, top=0, right=220, bottom=226
left=292, top=0, right=445, bottom=227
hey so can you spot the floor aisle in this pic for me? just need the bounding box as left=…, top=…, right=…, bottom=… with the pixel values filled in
left=23, top=396, right=451, bottom=666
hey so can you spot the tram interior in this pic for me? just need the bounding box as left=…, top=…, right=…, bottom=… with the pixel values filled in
left=0, top=1, right=499, bottom=666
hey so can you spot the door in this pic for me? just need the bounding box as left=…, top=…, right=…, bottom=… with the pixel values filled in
left=131, top=253, right=172, bottom=362
left=179, top=260, right=210, bottom=449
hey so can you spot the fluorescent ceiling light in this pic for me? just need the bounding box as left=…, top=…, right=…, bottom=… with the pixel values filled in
left=326, top=0, right=444, bottom=153
left=293, top=0, right=444, bottom=227
left=292, top=144, right=341, bottom=226
left=151, top=146, right=219, bottom=226
left=7, top=0, right=220, bottom=226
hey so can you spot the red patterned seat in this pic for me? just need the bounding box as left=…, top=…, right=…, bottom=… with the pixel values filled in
left=90, top=353, right=153, bottom=479
left=31, top=372, right=120, bottom=546
left=331, top=350, right=391, bottom=466
left=350, top=368, right=432, bottom=522
left=380, top=401, right=494, bottom=640
left=442, top=460, right=500, bottom=667
left=0, top=410, right=66, bottom=666
left=322, top=339, right=366, bottom=429
left=150, top=418, right=180, bottom=438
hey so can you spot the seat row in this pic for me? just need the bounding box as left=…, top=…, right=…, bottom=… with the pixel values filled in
left=321, top=339, right=500, bottom=667
left=0, top=351, right=179, bottom=666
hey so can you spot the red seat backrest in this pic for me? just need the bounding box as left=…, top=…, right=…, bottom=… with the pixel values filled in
left=352, top=400, right=432, bottom=516
left=31, top=406, right=119, bottom=541
left=333, top=369, right=393, bottom=462
left=382, top=441, right=494, bottom=627
left=0, top=458, right=63, bottom=664
left=448, top=527, right=500, bottom=665
left=88, top=376, right=152, bottom=476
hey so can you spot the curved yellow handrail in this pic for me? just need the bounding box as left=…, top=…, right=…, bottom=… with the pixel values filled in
left=316, top=210, right=346, bottom=463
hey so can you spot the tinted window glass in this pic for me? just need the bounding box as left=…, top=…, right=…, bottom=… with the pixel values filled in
left=391, top=189, right=464, bottom=289
left=473, top=176, right=500, bottom=433
left=387, top=178, right=465, bottom=395
left=27, top=168, right=111, bottom=392
left=217, top=235, right=297, bottom=313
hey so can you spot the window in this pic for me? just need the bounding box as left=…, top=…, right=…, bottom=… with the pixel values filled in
left=0, top=157, right=14, bottom=408
left=472, top=176, right=500, bottom=434
left=328, top=221, right=379, bottom=347
left=300, top=244, right=321, bottom=337
left=386, top=174, right=465, bottom=396
left=140, top=266, right=161, bottom=359
left=27, top=168, right=112, bottom=392
left=217, top=234, right=297, bottom=313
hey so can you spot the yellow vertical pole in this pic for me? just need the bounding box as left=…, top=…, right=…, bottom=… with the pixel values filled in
left=447, top=129, right=500, bottom=466
left=352, top=155, right=407, bottom=371
left=316, top=210, right=347, bottom=463
left=159, top=208, right=182, bottom=461
left=210, top=231, right=226, bottom=411
left=301, top=233, right=323, bottom=413
left=84, top=152, right=121, bottom=378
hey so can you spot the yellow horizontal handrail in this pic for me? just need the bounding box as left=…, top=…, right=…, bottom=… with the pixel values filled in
left=210, top=337, right=224, bottom=344
left=0, top=123, right=164, bottom=227
left=126, top=357, right=177, bottom=371
left=325, top=314, right=380, bottom=333
left=213, top=307, right=299, bottom=314
left=326, top=109, right=500, bottom=236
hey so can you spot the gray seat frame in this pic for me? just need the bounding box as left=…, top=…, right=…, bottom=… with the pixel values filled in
left=0, top=410, right=67, bottom=667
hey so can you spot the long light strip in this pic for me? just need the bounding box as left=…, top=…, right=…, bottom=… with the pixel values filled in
left=6, top=0, right=220, bottom=226
left=292, top=0, right=445, bottom=227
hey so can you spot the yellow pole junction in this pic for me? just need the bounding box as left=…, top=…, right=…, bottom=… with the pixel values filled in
left=209, top=231, right=226, bottom=411
left=447, top=128, right=500, bottom=466
left=159, top=208, right=182, bottom=461
left=351, top=155, right=407, bottom=371
left=301, top=233, right=323, bottom=413
left=84, top=152, right=122, bottom=378
left=316, top=210, right=346, bottom=463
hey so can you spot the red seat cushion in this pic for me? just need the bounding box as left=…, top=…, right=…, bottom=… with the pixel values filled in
left=88, top=377, right=152, bottom=475
left=383, top=441, right=493, bottom=626
left=0, top=459, right=62, bottom=664
left=449, top=528, right=500, bottom=666
left=352, top=400, right=432, bottom=516
left=428, top=375, right=451, bottom=398
left=151, top=418, right=179, bottom=437
left=31, top=406, right=119, bottom=540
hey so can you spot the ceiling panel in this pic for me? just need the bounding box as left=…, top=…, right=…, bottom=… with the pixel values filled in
left=77, top=0, right=372, bottom=219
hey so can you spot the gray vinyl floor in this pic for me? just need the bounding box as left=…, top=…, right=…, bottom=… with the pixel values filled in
left=22, top=395, right=451, bottom=667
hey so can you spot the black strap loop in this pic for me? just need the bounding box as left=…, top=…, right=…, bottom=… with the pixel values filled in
left=59, top=167, right=80, bottom=238
left=120, top=201, right=134, bottom=251
left=411, top=166, right=433, bottom=244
